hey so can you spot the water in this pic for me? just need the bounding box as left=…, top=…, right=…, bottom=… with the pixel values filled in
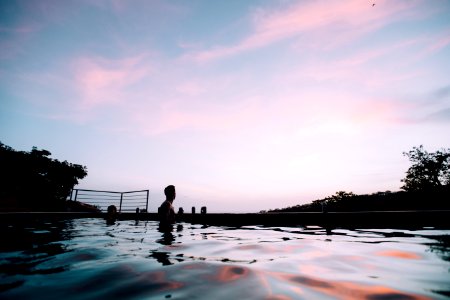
left=0, top=218, right=449, bottom=299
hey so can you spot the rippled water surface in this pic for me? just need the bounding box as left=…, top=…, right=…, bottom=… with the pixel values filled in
left=1, top=218, right=449, bottom=299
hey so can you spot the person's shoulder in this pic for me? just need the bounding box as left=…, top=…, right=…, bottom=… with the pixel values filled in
left=160, top=200, right=171, bottom=209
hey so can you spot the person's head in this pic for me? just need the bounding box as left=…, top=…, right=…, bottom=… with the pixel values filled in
left=107, top=205, right=117, bottom=215
left=164, top=185, right=176, bottom=202
left=106, top=205, right=118, bottom=224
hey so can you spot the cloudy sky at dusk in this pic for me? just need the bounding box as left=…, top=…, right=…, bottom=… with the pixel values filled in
left=1, top=0, right=450, bottom=212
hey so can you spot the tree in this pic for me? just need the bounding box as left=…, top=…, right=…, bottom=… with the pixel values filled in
left=0, top=142, right=88, bottom=210
left=401, top=145, right=450, bottom=191
left=324, top=191, right=356, bottom=204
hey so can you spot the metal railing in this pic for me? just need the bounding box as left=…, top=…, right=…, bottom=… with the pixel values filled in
left=69, top=189, right=149, bottom=212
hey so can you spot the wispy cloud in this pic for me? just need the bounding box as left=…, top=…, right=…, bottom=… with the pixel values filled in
left=185, top=0, right=419, bottom=62
left=423, top=30, right=450, bottom=56
left=286, top=38, right=424, bottom=88
left=72, top=54, right=151, bottom=109
left=424, top=108, right=450, bottom=123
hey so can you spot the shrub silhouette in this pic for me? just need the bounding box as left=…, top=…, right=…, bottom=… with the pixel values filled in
left=0, top=142, right=87, bottom=211
left=401, top=145, right=450, bottom=192
left=268, top=146, right=450, bottom=213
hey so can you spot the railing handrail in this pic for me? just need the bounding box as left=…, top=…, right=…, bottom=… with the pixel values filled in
left=122, top=189, right=150, bottom=194
left=72, top=189, right=122, bottom=194
left=69, top=188, right=149, bottom=212
left=72, top=189, right=149, bottom=194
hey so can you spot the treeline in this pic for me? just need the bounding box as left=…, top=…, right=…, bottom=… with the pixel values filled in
left=267, top=146, right=450, bottom=213
left=266, top=187, right=450, bottom=213
left=0, top=142, right=88, bottom=211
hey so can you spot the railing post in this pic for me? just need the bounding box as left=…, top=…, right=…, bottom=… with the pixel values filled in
left=119, top=193, right=123, bottom=213
left=74, top=189, right=79, bottom=202
left=146, top=190, right=149, bottom=212
left=69, top=189, right=74, bottom=201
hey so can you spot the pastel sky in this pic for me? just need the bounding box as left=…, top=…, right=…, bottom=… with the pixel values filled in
left=1, top=0, right=450, bottom=212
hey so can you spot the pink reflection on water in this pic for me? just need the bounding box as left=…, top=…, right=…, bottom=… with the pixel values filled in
left=213, top=265, right=250, bottom=283
left=265, top=271, right=431, bottom=300
left=139, top=270, right=184, bottom=292
left=265, top=294, right=293, bottom=300
left=376, top=250, right=421, bottom=260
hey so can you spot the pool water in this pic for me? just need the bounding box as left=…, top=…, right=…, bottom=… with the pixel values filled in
left=0, top=218, right=449, bottom=299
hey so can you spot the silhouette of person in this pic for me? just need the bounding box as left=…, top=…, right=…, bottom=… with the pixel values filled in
left=158, top=185, right=176, bottom=226
left=106, top=204, right=118, bottom=225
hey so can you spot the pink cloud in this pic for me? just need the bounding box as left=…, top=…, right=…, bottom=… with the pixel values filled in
left=130, top=87, right=403, bottom=137
left=186, top=0, right=420, bottom=62
left=336, top=39, right=421, bottom=67
left=175, top=81, right=206, bottom=97
left=277, top=36, right=424, bottom=90
left=423, top=31, right=450, bottom=55
left=134, top=96, right=266, bottom=136
left=72, top=54, right=150, bottom=109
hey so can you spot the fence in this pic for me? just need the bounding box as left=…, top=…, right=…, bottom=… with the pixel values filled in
left=69, top=189, right=149, bottom=212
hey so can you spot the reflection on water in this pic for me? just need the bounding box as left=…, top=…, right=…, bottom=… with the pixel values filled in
left=376, top=250, right=421, bottom=260
left=0, top=218, right=449, bottom=299
left=428, top=235, right=450, bottom=262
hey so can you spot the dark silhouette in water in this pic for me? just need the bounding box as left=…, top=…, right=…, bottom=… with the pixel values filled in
left=106, top=205, right=118, bottom=225
left=152, top=222, right=184, bottom=265
left=158, top=185, right=176, bottom=226
left=0, top=142, right=87, bottom=211
left=151, top=229, right=175, bottom=265
left=0, top=217, right=77, bottom=293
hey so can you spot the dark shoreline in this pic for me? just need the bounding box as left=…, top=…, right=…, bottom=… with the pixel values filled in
left=2, top=210, right=450, bottom=228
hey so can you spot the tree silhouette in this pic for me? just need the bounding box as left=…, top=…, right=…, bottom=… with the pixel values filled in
left=401, top=145, right=450, bottom=191
left=267, top=146, right=450, bottom=213
left=324, top=191, right=356, bottom=203
left=0, top=142, right=87, bottom=211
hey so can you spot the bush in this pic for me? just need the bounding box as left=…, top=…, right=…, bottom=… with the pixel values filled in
left=0, top=142, right=88, bottom=211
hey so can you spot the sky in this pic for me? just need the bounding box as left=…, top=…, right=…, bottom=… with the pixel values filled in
left=1, top=0, right=450, bottom=213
